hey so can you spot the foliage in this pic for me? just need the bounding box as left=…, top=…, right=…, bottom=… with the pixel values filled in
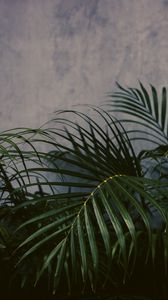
left=0, top=84, right=168, bottom=298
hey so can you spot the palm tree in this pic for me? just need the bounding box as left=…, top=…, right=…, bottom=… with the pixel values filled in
left=0, top=84, right=168, bottom=299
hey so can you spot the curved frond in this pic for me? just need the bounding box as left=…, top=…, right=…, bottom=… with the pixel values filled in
left=106, top=83, right=168, bottom=145
left=1, top=108, right=167, bottom=296
left=15, top=175, right=168, bottom=293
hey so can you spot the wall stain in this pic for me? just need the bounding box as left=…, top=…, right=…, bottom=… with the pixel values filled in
left=163, top=0, right=168, bottom=6
left=53, top=0, right=107, bottom=38
left=149, top=30, right=158, bottom=39
left=52, top=50, right=72, bottom=78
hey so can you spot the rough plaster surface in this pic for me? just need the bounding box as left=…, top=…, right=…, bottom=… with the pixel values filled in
left=0, top=0, right=168, bottom=130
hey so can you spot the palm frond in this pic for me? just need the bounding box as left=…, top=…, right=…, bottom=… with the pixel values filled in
left=105, top=83, right=168, bottom=145
left=8, top=109, right=166, bottom=293
left=1, top=107, right=168, bottom=296
left=15, top=175, right=168, bottom=293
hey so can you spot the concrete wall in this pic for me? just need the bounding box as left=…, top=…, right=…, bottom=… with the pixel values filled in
left=0, top=0, right=168, bottom=130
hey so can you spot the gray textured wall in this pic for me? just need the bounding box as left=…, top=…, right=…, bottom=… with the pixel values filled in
left=0, top=0, right=168, bottom=130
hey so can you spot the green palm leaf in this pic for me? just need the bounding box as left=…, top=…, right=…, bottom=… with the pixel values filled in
left=106, top=83, right=168, bottom=145
left=15, top=174, right=167, bottom=293
left=1, top=108, right=167, bottom=295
